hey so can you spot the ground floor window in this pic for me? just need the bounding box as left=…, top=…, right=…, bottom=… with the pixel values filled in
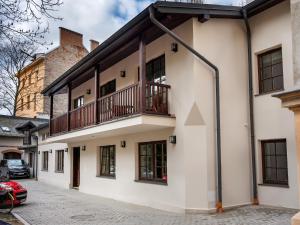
left=42, top=151, right=49, bottom=171
left=138, top=140, right=167, bottom=183
left=55, top=150, right=64, bottom=173
left=261, top=139, right=288, bottom=186
left=100, top=145, right=115, bottom=177
left=29, top=152, right=34, bottom=168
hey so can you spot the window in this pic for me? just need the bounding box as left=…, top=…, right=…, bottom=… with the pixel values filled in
left=42, top=151, right=49, bottom=171
left=99, top=145, right=115, bottom=177
left=29, top=152, right=34, bottom=168
left=55, top=150, right=64, bottom=173
left=34, top=92, right=37, bottom=111
left=139, top=141, right=167, bottom=183
left=23, top=130, right=31, bottom=145
left=20, top=98, right=24, bottom=111
left=261, top=139, right=288, bottom=186
left=74, top=96, right=84, bottom=109
left=100, top=79, right=116, bottom=97
left=258, top=48, right=283, bottom=94
left=29, top=74, right=32, bottom=85
left=146, top=55, right=166, bottom=84
left=27, top=95, right=30, bottom=109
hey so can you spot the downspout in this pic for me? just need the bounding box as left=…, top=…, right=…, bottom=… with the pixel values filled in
left=148, top=7, right=223, bottom=212
left=242, top=9, right=258, bottom=205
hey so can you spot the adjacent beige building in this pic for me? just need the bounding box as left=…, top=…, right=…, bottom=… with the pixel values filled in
left=37, top=0, right=299, bottom=213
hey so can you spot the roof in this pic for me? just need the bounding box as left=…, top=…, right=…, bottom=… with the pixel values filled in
left=42, top=0, right=286, bottom=96
left=0, top=115, right=48, bottom=138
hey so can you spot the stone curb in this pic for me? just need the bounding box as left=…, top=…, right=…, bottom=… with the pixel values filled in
left=11, top=212, right=30, bottom=225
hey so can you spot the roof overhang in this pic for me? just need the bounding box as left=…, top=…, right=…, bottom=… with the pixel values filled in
left=41, top=0, right=286, bottom=96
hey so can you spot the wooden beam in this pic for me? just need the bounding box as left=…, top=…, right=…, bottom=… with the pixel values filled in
left=139, top=34, right=146, bottom=113
left=94, top=65, right=100, bottom=123
left=67, top=84, right=72, bottom=131
left=49, top=95, right=53, bottom=136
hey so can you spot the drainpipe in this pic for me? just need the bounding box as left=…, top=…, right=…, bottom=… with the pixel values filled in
left=242, top=9, right=258, bottom=205
left=149, top=7, right=223, bottom=212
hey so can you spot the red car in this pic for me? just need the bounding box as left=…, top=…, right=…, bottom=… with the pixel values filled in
left=0, top=180, right=27, bottom=205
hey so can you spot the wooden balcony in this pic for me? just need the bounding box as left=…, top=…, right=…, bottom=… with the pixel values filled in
left=50, top=82, right=171, bottom=136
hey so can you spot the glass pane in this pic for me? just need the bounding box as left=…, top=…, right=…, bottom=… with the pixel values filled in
left=262, top=54, right=272, bottom=67
left=273, top=76, right=283, bottom=91
left=140, top=145, right=147, bottom=155
left=272, top=63, right=283, bottom=77
left=272, top=50, right=282, bottom=64
left=265, top=156, right=276, bottom=168
left=140, top=167, right=147, bottom=178
left=262, top=67, right=272, bottom=79
left=277, top=169, right=288, bottom=182
left=264, top=142, right=275, bottom=155
left=263, top=79, right=273, bottom=92
left=265, top=168, right=276, bottom=181
left=276, top=142, right=287, bottom=155
left=276, top=156, right=287, bottom=169
left=140, top=156, right=146, bottom=167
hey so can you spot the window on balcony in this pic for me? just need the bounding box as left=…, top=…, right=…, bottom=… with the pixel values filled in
left=261, top=139, right=288, bottom=186
left=258, top=48, right=283, bottom=94
left=55, top=150, right=64, bottom=173
left=146, top=55, right=166, bottom=84
left=138, top=141, right=167, bottom=183
left=74, top=96, right=84, bottom=109
left=100, top=79, right=116, bottom=97
left=42, top=151, right=49, bottom=171
left=99, top=145, right=116, bottom=177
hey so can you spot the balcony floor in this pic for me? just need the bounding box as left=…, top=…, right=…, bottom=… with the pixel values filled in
left=45, top=114, right=176, bottom=143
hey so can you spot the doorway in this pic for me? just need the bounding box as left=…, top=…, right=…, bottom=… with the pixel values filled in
left=73, top=147, right=80, bottom=188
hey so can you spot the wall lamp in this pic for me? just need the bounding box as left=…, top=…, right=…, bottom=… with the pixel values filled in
left=82, top=145, right=86, bottom=151
left=64, top=148, right=68, bottom=153
left=120, top=70, right=126, bottom=78
left=169, top=135, right=176, bottom=144
left=121, top=140, right=126, bottom=148
left=86, top=89, right=91, bottom=95
left=171, top=43, right=178, bottom=53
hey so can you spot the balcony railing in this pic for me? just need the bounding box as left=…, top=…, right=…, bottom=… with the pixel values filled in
left=50, top=82, right=171, bottom=136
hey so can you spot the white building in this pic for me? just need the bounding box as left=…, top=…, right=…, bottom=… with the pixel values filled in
left=37, top=0, right=299, bottom=213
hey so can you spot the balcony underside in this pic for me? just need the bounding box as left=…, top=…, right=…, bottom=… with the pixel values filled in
left=45, top=114, right=175, bottom=143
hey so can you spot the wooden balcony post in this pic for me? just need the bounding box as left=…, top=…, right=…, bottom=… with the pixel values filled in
left=49, top=94, right=53, bottom=136
left=139, top=34, right=146, bottom=113
left=67, top=84, right=72, bottom=131
left=94, top=65, right=100, bottom=124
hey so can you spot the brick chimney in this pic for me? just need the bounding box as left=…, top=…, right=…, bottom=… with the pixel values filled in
left=291, top=0, right=300, bottom=85
left=59, top=27, right=83, bottom=48
left=90, top=39, right=99, bottom=52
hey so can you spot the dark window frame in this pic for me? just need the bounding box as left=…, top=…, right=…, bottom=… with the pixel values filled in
left=42, top=151, right=49, bottom=171
left=138, top=55, right=166, bottom=84
left=100, top=79, right=116, bottom=98
left=138, top=140, right=167, bottom=184
left=23, top=130, right=31, bottom=145
left=99, top=145, right=116, bottom=178
left=73, top=95, right=84, bottom=109
left=55, top=150, right=64, bottom=173
left=261, top=139, right=288, bottom=186
left=258, top=48, right=284, bottom=94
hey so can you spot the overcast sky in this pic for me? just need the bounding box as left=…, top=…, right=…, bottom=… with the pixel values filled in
left=45, top=0, right=244, bottom=51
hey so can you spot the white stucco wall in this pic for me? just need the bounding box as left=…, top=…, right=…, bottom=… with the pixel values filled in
left=250, top=1, right=299, bottom=209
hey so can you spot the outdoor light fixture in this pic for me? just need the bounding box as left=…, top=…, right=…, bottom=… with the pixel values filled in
left=64, top=148, right=68, bottom=153
left=121, top=140, right=126, bottom=148
left=82, top=145, right=86, bottom=151
left=171, top=43, right=178, bottom=52
left=120, top=70, right=126, bottom=78
left=86, top=89, right=91, bottom=95
left=169, top=135, right=176, bottom=144
left=49, top=149, right=52, bottom=153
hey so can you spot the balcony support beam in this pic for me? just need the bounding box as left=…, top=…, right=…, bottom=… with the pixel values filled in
left=67, top=84, right=72, bottom=131
left=95, top=65, right=100, bottom=124
left=49, top=94, right=54, bottom=136
left=139, top=34, right=146, bottom=113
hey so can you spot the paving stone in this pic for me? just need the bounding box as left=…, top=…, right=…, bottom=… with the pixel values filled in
left=13, top=180, right=297, bottom=225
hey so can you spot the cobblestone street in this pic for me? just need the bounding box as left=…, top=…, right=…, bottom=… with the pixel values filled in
left=13, top=180, right=297, bottom=225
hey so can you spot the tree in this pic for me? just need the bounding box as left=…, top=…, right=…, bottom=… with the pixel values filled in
left=0, top=0, right=62, bottom=46
left=0, top=41, right=39, bottom=115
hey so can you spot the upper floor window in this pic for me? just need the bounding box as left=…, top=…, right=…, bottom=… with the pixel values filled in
left=146, top=55, right=166, bottom=84
left=100, top=79, right=116, bottom=97
left=258, top=48, right=283, bottom=94
left=34, top=93, right=37, bottom=111
left=139, top=140, right=167, bottom=183
left=261, top=139, right=288, bottom=186
left=29, top=74, right=32, bottom=85
left=27, top=95, right=30, bottom=109
left=23, top=130, right=31, bottom=145
left=20, top=98, right=24, bottom=111
left=74, top=96, right=84, bottom=109
left=99, top=145, right=115, bottom=177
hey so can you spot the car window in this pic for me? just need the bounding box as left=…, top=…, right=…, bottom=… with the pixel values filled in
left=7, top=160, right=25, bottom=166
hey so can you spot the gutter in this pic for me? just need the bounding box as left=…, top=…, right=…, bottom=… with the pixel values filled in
left=242, top=9, right=259, bottom=205
left=148, top=6, right=223, bottom=212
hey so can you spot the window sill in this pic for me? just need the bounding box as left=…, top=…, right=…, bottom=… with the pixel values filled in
left=258, top=183, right=289, bottom=188
left=134, top=180, right=168, bottom=186
left=96, top=175, right=116, bottom=180
left=41, top=169, right=48, bottom=172
left=254, top=89, right=284, bottom=97
left=55, top=171, right=64, bottom=174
